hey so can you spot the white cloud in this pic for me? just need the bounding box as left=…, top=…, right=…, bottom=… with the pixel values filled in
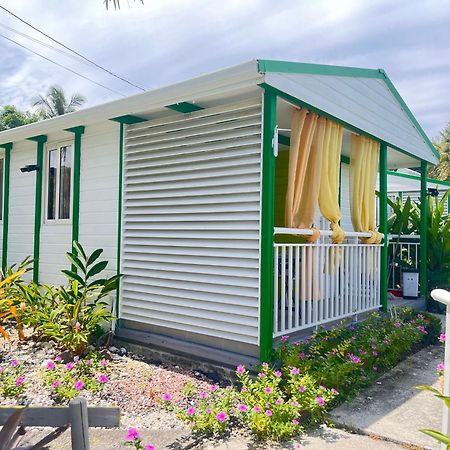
left=0, top=0, right=448, bottom=137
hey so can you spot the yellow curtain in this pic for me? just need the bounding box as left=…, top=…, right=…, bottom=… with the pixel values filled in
left=285, top=109, right=325, bottom=241
left=349, top=135, right=383, bottom=244
left=318, top=120, right=345, bottom=244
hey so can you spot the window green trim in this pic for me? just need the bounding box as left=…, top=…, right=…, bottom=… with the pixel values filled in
left=166, top=102, right=204, bottom=113
left=420, top=162, right=428, bottom=297
left=27, top=134, right=47, bottom=283
left=387, top=170, right=450, bottom=187
left=379, top=143, right=388, bottom=313
left=260, top=90, right=277, bottom=362
left=278, top=133, right=290, bottom=147
left=0, top=143, right=12, bottom=272
left=65, top=126, right=85, bottom=268
left=258, top=59, right=384, bottom=79
left=110, top=115, right=146, bottom=125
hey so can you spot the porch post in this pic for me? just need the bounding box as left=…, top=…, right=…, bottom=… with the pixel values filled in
left=0, top=143, right=12, bottom=272
left=379, top=142, right=388, bottom=312
left=420, top=160, right=428, bottom=297
left=259, top=90, right=277, bottom=362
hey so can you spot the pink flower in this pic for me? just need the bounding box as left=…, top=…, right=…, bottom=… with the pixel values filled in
left=55, top=355, right=62, bottom=362
left=100, top=359, right=109, bottom=367
left=262, top=362, right=269, bottom=368
left=206, top=408, right=212, bottom=414
left=276, top=398, right=283, bottom=405
left=440, top=334, right=446, bottom=343
left=10, top=360, right=18, bottom=368
left=264, top=387, right=272, bottom=394
left=74, top=322, right=81, bottom=331
left=290, top=368, right=300, bottom=375
left=216, top=411, right=227, bottom=422
left=210, top=384, right=218, bottom=392
left=265, top=410, right=273, bottom=416
left=258, top=372, right=265, bottom=378
left=292, top=419, right=299, bottom=425
left=372, top=351, right=378, bottom=357
left=291, top=400, right=299, bottom=407
left=298, top=353, right=305, bottom=360
left=373, top=366, right=378, bottom=371
left=348, top=354, right=361, bottom=364
left=394, top=321, right=401, bottom=328
left=66, top=362, right=74, bottom=371
left=126, top=427, right=140, bottom=441
left=320, top=385, right=327, bottom=391
left=145, top=446, right=155, bottom=450
left=315, top=396, right=325, bottom=407
left=331, top=388, right=339, bottom=395
left=274, top=370, right=282, bottom=378
left=199, top=391, right=207, bottom=399
left=237, top=404, right=247, bottom=412
left=97, top=374, right=108, bottom=384
left=85, top=359, right=92, bottom=366
left=254, top=406, right=262, bottom=413
left=241, top=387, right=248, bottom=393
left=437, top=362, right=445, bottom=372
left=298, top=385, right=306, bottom=393
left=51, top=380, right=60, bottom=389
left=16, top=376, right=25, bottom=386
left=236, top=364, right=245, bottom=374
left=280, top=335, right=289, bottom=342
left=418, top=314, right=425, bottom=320
left=0, top=367, right=3, bottom=373
left=187, top=407, right=196, bottom=415
left=418, top=326, right=428, bottom=335
left=74, top=380, right=84, bottom=391
left=162, top=393, right=172, bottom=401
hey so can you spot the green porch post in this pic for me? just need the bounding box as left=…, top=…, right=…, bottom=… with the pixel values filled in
left=420, top=161, right=428, bottom=297
left=259, top=90, right=277, bottom=362
left=379, top=142, right=388, bottom=312
left=65, top=126, right=85, bottom=269
left=0, top=143, right=12, bottom=272
left=27, top=135, right=47, bottom=284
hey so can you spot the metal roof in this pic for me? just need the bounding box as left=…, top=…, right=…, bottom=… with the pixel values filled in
left=0, top=59, right=438, bottom=164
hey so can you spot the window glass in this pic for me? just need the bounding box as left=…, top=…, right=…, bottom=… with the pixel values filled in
left=59, top=145, right=71, bottom=219
left=0, top=159, right=4, bottom=221
left=47, top=149, right=58, bottom=220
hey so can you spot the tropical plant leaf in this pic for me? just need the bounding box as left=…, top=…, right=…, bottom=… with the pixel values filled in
left=87, top=248, right=103, bottom=266
left=87, top=261, right=108, bottom=279
left=72, top=241, right=87, bottom=260
left=0, top=408, right=26, bottom=450
left=65, top=252, right=86, bottom=274
left=61, top=270, right=85, bottom=285
left=420, top=429, right=450, bottom=445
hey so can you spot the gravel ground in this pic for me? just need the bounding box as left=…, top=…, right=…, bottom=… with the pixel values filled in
left=0, top=330, right=211, bottom=430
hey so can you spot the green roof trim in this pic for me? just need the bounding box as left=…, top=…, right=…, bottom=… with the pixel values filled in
left=110, top=114, right=147, bottom=125
left=65, top=125, right=86, bottom=134
left=166, top=102, right=204, bottom=113
left=27, top=134, right=47, bottom=144
left=258, top=59, right=384, bottom=79
left=258, top=60, right=438, bottom=163
left=0, top=142, right=13, bottom=150
left=387, top=170, right=450, bottom=187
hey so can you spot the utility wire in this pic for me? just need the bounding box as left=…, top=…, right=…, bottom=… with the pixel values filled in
left=0, top=4, right=146, bottom=92
left=0, top=33, right=126, bottom=96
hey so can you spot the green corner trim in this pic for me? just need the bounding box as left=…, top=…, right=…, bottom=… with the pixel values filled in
left=110, top=115, right=147, bottom=125
left=115, top=122, right=125, bottom=327
left=258, top=59, right=384, bottom=79
left=65, top=126, right=85, bottom=268
left=278, top=133, right=290, bottom=147
left=420, top=162, right=428, bottom=297
left=26, top=134, right=47, bottom=283
left=0, top=143, right=12, bottom=272
left=260, top=90, right=277, bottom=362
left=387, top=170, right=450, bottom=187
left=166, top=102, right=204, bottom=113
left=379, top=143, right=388, bottom=313
left=341, top=155, right=350, bottom=165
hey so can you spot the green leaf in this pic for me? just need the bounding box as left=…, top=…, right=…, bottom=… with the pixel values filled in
left=61, top=270, right=85, bottom=285
left=72, top=240, right=87, bottom=260
left=87, top=260, right=108, bottom=279
left=417, top=385, right=442, bottom=395
left=87, top=248, right=103, bottom=266
left=420, top=429, right=450, bottom=445
left=66, top=252, right=86, bottom=274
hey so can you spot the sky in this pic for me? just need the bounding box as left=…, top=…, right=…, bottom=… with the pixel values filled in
left=0, top=0, right=449, bottom=139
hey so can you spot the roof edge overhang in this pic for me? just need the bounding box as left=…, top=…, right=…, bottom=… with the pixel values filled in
left=258, top=59, right=439, bottom=164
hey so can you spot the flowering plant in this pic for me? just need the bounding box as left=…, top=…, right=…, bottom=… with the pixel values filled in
left=124, top=427, right=154, bottom=449
left=42, top=352, right=110, bottom=402
left=0, top=359, right=26, bottom=398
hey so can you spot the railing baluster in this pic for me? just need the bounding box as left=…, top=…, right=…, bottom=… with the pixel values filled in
left=307, top=246, right=313, bottom=325
left=288, top=246, right=293, bottom=331
left=301, top=246, right=306, bottom=327
left=281, top=246, right=286, bottom=333
left=274, top=246, right=279, bottom=334
left=295, top=246, right=300, bottom=328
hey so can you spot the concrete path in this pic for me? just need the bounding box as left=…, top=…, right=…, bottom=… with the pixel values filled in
left=331, top=345, right=443, bottom=449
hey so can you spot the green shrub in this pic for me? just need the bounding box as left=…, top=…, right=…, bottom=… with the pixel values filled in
left=18, top=241, right=119, bottom=355
left=0, top=359, right=26, bottom=399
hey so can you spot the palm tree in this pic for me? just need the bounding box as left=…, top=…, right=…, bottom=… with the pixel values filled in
left=429, top=122, right=450, bottom=181
left=33, top=85, right=85, bottom=118
left=104, top=0, right=143, bottom=9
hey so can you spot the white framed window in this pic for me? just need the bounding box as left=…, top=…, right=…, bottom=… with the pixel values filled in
left=45, top=143, right=72, bottom=221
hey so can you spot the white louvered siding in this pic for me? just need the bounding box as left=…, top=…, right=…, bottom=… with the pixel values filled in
left=121, top=99, right=262, bottom=345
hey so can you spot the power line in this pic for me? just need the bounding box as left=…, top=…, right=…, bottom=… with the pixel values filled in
left=0, top=33, right=126, bottom=97
left=0, top=4, right=146, bottom=92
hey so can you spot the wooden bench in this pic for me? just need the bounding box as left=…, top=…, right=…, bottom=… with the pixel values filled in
left=0, top=397, right=120, bottom=450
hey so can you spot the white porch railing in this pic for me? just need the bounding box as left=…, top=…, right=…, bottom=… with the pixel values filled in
left=388, top=234, right=420, bottom=290
left=273, top=228, right=382, bottom=337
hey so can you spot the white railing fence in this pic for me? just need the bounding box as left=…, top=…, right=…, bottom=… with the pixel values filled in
left=273, top=228, right=382, bottom=337
left=388, top=234, right=420, bottom=290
